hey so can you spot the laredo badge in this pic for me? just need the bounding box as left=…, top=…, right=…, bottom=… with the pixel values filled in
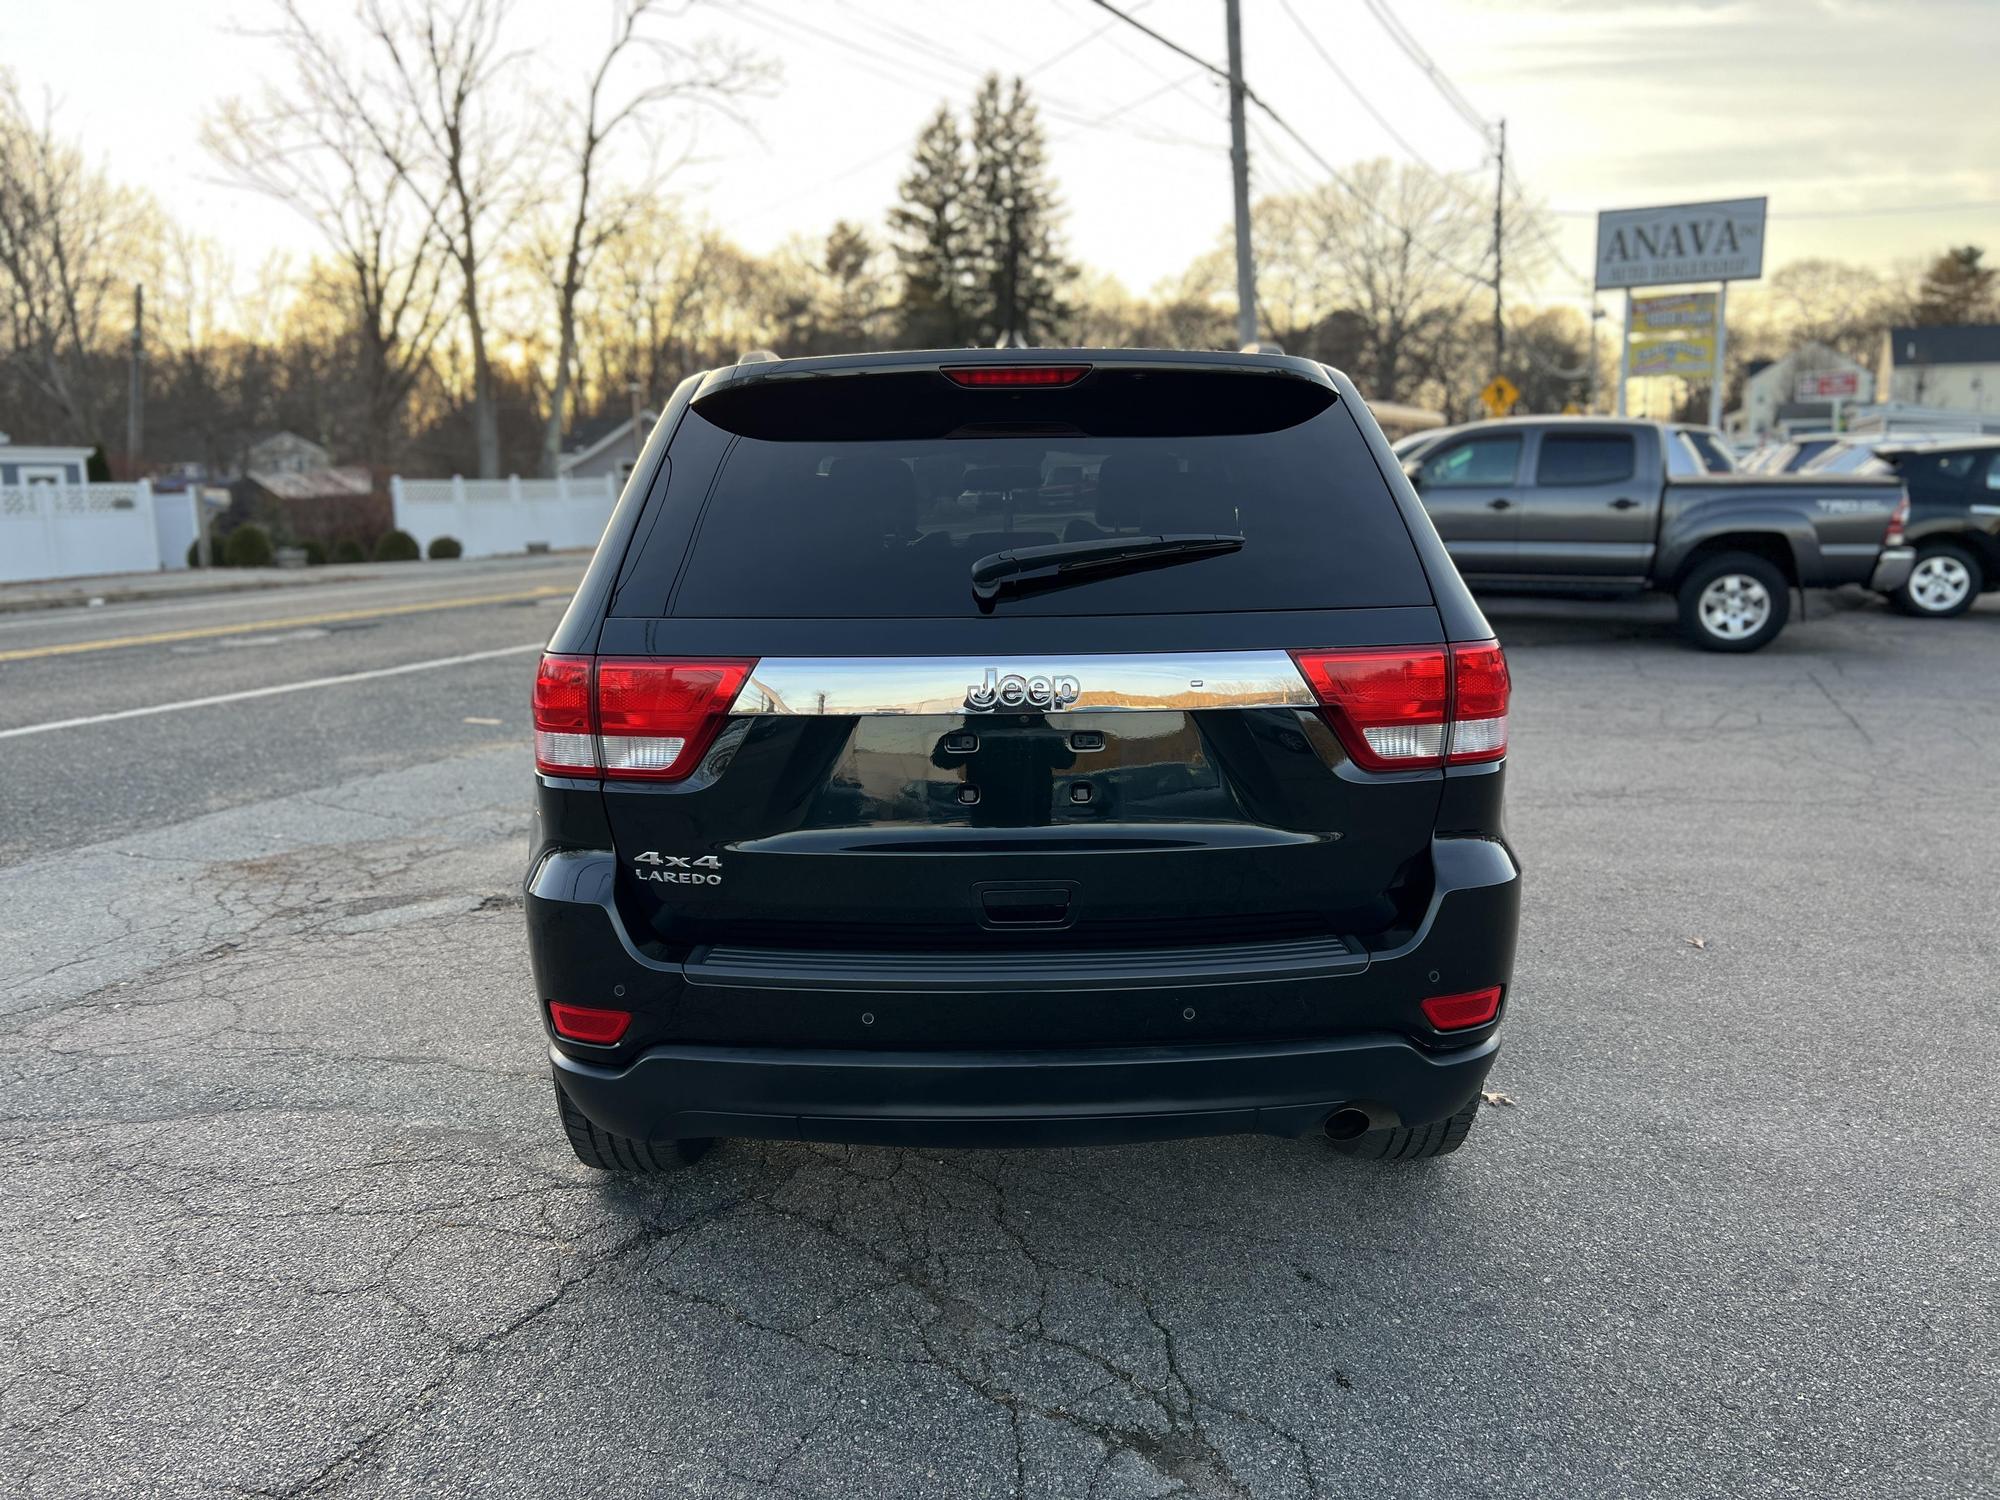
left=632, top=852, right=723, bottom=886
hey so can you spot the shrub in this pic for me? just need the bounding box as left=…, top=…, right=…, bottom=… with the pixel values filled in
left=426, top=535, right=463, bottom=560
left=222, top=523, right=274, bottom=568
left=186, top=539, right=215, bottom=569
left=301, top=539, right=328, bottom=566
left=373, top=529, right=421, bottom=562
left=331, top=538, right=366, bottom=564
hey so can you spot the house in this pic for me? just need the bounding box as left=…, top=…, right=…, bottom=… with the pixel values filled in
left=229, top=465, right=389, bottom=549
left=558, top=411, right=656, bottom=484
left=1723, top=342, right=1874, bottom=441
left=0, top=436, right=94, bottom=486
left=1875, top=325, right=2000, bottom=416
left=231, top=431, right=333, bottom=480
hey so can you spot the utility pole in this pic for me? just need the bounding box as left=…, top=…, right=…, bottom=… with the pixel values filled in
left=1491, top=119, right=1505, bottom=377
left=1224, top=0, right=1257, bottom=349
left=126, top=284, right=144, bottom=473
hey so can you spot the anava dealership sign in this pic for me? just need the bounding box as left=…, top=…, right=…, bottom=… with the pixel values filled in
left=1595, top=197, right=1767, bottom=289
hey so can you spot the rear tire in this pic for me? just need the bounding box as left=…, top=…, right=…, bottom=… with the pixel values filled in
left=1677, top=552, right=1790, bottom=652
left=1889, top=543, right=1981, bottom=618
left=1329, top=1099, right=1479, bottom=1161
left=554, top=1074, right=712, bottom=1173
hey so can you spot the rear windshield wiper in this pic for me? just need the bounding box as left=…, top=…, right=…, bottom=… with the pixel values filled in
left=970, top=533, right=1245, bottom=607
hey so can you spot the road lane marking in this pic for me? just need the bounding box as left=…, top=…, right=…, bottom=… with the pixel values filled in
left=0, top=643, right=544, bottom=740
left=0, top=586, right=569, bottom=663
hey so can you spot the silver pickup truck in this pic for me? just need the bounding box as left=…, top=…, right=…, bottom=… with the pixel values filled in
left=1401, top=417, right=1913, bottom=650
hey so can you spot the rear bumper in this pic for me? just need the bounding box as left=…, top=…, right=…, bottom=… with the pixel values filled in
left=551, top=1032, right=1499, bottom=1148
left=526, top=831, right=1518, bottom=1148
left=1870, top=546, right=1916, bottom=592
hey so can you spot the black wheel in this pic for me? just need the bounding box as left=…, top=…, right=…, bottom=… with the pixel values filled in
left=1677, top=551, right=1790, bottom=652
left=554, top=1074, right=712, bottom=1173
left=1889, top=543, right=1982, bottom=618
left=1329, top=1100, right=1479, bottom=1161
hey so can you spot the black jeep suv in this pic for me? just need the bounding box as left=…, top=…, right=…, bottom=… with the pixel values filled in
left=526, top=349, right=1519, bottom=1168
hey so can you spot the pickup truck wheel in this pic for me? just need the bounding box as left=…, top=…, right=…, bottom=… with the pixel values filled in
left=1890, top=544, right=1981, bottom=618
left=554, top=1073, right=712, bottom=1172
left=1678, top=553, right=1790, bottom=652
left=1328, top=1100, right=1478, bottom=1161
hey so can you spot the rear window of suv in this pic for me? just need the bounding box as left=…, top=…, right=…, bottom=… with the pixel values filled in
left=616, top=367, right=1430, bottom=618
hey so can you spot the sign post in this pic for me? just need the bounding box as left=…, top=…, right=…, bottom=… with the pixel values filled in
left=1596, top=197, right=1766, bottom=425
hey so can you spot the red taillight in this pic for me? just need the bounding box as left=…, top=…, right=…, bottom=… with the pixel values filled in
left=1885, top=491, right=1909, bottom=547
left=548, top=1002, right=631, bottom=1044
left=1421, top=987, right=1502, bottom=1030
left=1292, top=646, right=1448, bottom=770
left=595, top=658, right=753, bottom=781
left=941, top=365, right=1090, bottom=387
left=533, top=654, right=597, bottom=776
left=533, top=655, right=755, bottom=782
left=1291, top=639, right=1510, bottom=770
left=1446, top=641, right=1510, bottom=764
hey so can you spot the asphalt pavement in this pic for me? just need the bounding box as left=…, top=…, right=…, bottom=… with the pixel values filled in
left=0, top=573, right=1994, bottom=1498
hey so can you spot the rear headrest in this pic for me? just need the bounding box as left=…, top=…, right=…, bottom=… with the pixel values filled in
left=1094, top=453, right=1237, bottom=534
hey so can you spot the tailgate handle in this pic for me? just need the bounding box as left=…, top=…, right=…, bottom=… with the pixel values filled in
left=976, top=881, right=1075, bottom=928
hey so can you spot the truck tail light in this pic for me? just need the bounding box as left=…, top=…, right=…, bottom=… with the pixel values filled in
left=1885, top=491, right=1909, bottom=547
left=533, top=655, right=756, bottom=782
left=1421, top=987, right=1502, bottom=1030
left=1292, top=640, right=1510, bottom=770
left=548, top=1003, right=631, bottom=1044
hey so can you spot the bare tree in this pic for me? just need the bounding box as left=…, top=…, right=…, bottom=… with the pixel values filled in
left=346, top=0, right=526, bottom=477
left=1278, top=160, right=1490, bottom=404
left=205, top=17, right=451, bottom=467
left=0, top=73, right=146, bottom=448
left=530, top=1, right=768, bottom=475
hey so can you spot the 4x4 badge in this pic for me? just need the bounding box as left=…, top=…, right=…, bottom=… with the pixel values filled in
left=632, top=851, right=722, bottom=886
left=965, top=668, right=1082, bottom=712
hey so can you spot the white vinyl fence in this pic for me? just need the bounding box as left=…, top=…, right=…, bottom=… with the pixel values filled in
left=0, top=482, right=191, bottom=584
left=391, top=474, right=620, bottom=559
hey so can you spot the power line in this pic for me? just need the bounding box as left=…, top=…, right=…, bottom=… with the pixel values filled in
left=1084, top=0, right=1492, bottom=291
left=1356, top=0, right=1494, bottom=144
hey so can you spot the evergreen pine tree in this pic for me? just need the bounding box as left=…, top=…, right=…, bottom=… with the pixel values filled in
left=889, top=106, right=973, bottom=348
left=966, top=74, right=1071, bottom=345
left=1911, top=246, right=1997, bottom=326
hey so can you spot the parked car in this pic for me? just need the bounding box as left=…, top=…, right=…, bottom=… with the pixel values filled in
left=1742, top=435, right=1841, bottom=474
left=1870, top=438, right=2000, bottom=617
left=528, top=349, right=1518, bottom=1170
left=1403, top=416, right=1913, bottom=651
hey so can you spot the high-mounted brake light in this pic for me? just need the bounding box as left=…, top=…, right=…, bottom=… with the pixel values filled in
left=548, top=1002, right=631, bottom=1044
left=533, top=654, right=755, bottom=782
left=941, top=365, right=1090, bottom=387
left=1291, top=639, right=1510, bottom=770
left=1421, top=987, right=1502, bottom=1031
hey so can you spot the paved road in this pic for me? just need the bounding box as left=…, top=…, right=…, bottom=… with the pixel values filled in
left=1, top=579, right=1994, bottom=1498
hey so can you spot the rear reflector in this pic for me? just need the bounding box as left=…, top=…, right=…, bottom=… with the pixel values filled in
left=941, top=365, right=1090, bottom=387
left=533, top=655, right=755, bottom=782
left=1291, top=640, right=1509, bottom=770
left=1421, top=987, right=1502, bottom=1030
left=548, top=1003, right=631, bottom=1044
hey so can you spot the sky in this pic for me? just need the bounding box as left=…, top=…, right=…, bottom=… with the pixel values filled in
left=7, top=0, right=2000, bottom=311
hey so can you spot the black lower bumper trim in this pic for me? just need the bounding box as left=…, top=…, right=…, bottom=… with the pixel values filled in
left=551, top=1033, right=1498, bottom=1149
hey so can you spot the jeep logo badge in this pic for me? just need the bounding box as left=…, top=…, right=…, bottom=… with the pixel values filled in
left=965, top=668, right=1082, bottom=712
